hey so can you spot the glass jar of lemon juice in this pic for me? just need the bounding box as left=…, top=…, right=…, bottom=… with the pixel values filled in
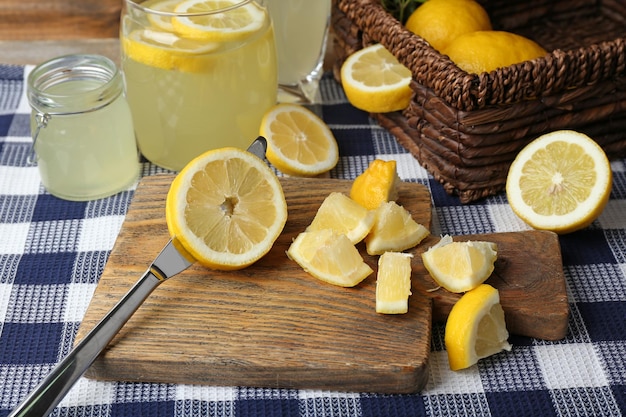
left=27, top=54, right=140, bottom=201
left=121, top=0, right=278, bottom=171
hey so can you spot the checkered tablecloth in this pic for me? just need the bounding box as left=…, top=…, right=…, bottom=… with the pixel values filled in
left=1, top=63, right=625, bottom=417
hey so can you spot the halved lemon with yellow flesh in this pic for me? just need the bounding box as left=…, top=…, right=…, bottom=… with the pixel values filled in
left=421, top=235, right=497, bottom=293
left=306, top=192, right=375, bottom=244
left=287, top=229, right=373, bottom=287
left=350, top=159, right=400, bottom=210
left=165, top=147, right=287, bottom=270
left=143, top=0, right=180, bottom=31
left=445, top=284, right=512, bottom=370
left=506, top=130, right=612, bottom=234
left=259, top=103, right=339, bottom=177
left=340, top=43, right=413, bottom=113
left=376, top=252, right=413, bottom=314
left=172, top=0, right=266, bottom=41
left=365, top=201, right=429, bottom=255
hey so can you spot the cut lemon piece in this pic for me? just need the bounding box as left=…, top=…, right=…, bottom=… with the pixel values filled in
left=143, top=0, right=180, bottom=32
left=350, top=159, right=400, bottom=210
left=506, top=130, right=612, bottom=234
left=340, top=43, right=413, bottom=113
left=306, top=192, right=375, bottom=244
left=365, top=201, right=429, bottom=255
left=165, top=147, right=287, bottom=270
left=421, top=235, right=497, bottom=293
left=445, top=284, right=512, bottom=370
left=287, top=229, right=374, bottom=287
left=172, top=0, right=265, bottom=41
left=122, top=29, right=218, bottom=72
left=376, top=252, right=413, bottom=314
left=259, top=104, right=339, bottom=177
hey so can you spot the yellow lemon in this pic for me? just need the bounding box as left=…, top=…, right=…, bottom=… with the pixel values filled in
left=350, top=159, right=400, bottom=210
left=172, top=0, right=266, bottom=41
left=405, top=0, right=492, bottom=52
left=443, top=30, right=548, bottom=74
left=142, top=0, right=180, bottom=32
left=340, top=44, right=413, bottom=113
left=376, top=252, right=413, bottom=314
left=365, top=201, right=429, bottom=256
left=122, top=28, right=218, bottom=72
left=445, top=284, right=512, bottom=370
left=421, top=235, right=498, bottom=293
left=306, top=192, right=375, bottom=245
left=259, top=104, right=339, bottom=177
left=506, top=130, right=612, bottom=234
left=287, top=229, right=374, bottom=287
left=165, top=147, right=287, bottom=270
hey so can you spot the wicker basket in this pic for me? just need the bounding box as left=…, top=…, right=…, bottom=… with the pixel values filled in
left=331, top=0, right=626, bottom=203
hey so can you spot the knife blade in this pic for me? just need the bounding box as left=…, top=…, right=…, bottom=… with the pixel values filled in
left=9, top=137, right=269, bottom=417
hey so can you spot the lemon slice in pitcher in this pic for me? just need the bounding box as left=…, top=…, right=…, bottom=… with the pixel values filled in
left=172, top=0, right=266, bottom=41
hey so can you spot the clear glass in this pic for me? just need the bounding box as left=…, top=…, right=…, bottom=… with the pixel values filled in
left=121, top=0, right=278, bottom=171
left=27, top=54, right=140, bottom=201
left=266, top=0, right=330, bottom=103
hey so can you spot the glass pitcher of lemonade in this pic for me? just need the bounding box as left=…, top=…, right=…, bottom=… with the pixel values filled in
left=121, top=0, right=277, bottom=171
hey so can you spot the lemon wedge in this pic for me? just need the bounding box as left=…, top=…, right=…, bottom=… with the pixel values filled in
left=421, top=235, right=497, bottom=293
left=287, top=229, right=374, bottom=287
left=365, top=201, right=429, bottom=255
left=445, top=284, right=512, bottom=370
left=306, top=192, right=375, bottom=245
left=376, top=252, right=413, bottom=314
left=350, top=159, right=401, bottom=210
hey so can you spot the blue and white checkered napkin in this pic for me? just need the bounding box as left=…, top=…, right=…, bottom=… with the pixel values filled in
left=1, top=64, right=625, bottom=416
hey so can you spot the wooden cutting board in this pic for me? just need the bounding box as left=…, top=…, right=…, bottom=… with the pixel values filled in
left=76, top=175, right=568, bottom=393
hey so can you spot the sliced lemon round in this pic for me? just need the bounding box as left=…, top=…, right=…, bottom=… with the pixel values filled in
left=142, top=0, right=181, bottom=32
left=421, top=235, right=498, bottom=293
left=350, top=159, right=400, bottom=210
left=376, top=252, right=413, bottom=314
left=172, top=0, right=266, bottom=41
left=259, top=104, right=339, bottom=177
left=287, top=229, right=374, bottom=287
left=165, top=146, right=287, bottom=270
left=122, top=28, right=218, bottom=71
left=340, top=43, right=413, bottom=113
left=506, top=130, right=612, bottom=234
left=306, top=192, right=375, bottom=245
left=445, top=284, right=512, bottom=370
left=365, top=201, right=429, bottom=256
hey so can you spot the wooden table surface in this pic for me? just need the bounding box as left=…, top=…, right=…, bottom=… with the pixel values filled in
left=0, top=39, right=121, bottom=66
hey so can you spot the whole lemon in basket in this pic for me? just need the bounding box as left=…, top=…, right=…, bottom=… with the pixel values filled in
left=405, top=0, right=492, bottom=52
left=442, top=30, right=548, bottom=74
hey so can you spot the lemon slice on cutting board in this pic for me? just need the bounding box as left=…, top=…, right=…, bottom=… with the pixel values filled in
left=376, top=252, right=413, bottom=314
left=350, top=159, right=401, bottom=210
left=165, top=146, right=287, bottom=270
left=506, top=130, right=612, bottom=234
left=445, top=284, right=512, bottom=370
left=421, top=235, right=498, bottom=293
left=306, top=192, right=375, bottom=245
left=287, top=229, right=374, bottom=287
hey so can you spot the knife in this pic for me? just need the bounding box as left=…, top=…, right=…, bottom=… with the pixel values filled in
left=9, top=137, right=268, bottom=417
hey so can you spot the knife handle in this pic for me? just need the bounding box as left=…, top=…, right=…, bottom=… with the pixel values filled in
left=8, top=270, right=162, bottom=417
